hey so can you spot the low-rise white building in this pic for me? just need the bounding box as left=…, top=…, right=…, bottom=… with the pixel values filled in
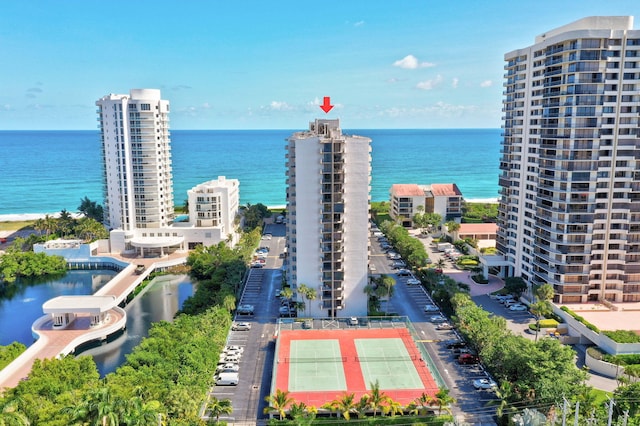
left=109, top=176, right=240, bottom=255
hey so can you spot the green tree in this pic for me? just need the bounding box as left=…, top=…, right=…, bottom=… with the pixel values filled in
left=206, top=396, right=232, bottom=424
left=487, top=381, right=515, bottom=425
left=354, top=395, right=370, bottom=419
left=122, top=397, right=163, bottom=426
left=264, top=389, right=294, bottom=419
left=56, top=209, right=76, bottom=237
left=381, top=275, right=396, bottom=313
left=78, top=197, right=104, bottom=222
left=297, top=284, right=317, bottom=317
left=324, top=392, right=357, bottom=420
left=0, top=397, right=30, bottom=426
left=530, top=283, right=554, bottom=342
left=433, top=388, right=456, bottom=415
left=366, top=380, right=392, bottom=418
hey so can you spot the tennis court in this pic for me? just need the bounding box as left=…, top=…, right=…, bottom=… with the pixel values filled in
left=355, top=338, right=424, bottom=389
left=288, top=340, right=347, bottom=391
left=272, top=326, right=440, bottom=407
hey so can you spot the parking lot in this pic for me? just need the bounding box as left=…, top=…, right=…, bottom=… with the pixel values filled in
left=206, top=222, right=505, bottom=423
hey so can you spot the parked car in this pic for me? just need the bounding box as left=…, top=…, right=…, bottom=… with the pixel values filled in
left=445, top=339, right=466, bottom=349
left=250, top=262, right=264, bottom=268
left=225, top=345, right=244, bottom=354
left=261, top=233, right=272, bottom=240
left=215, top=372, right=239, bottom=386
left=458, top=353, right=480, bottom=365
left=436, top=322, right=454, bottom=330
left=406, top=277, right=421, bottom=286
left=219, top=353, right=241, bottom=363
left=231, top=322, right=251, bottom=331
left=387, top=252, right=401, bottom=260
left=348, top=317, right=359, bottom=326
left=237, top=305, right=255, bottom=315
left=509, top=304, right=528, bottom=311
left=216, top=363, right=240, bottom=373
left=430, top=315, right=447, bottom=323
left=391, top=260, right=407, bottom=269
left=424, top=304, right=439, bottom=312
left=397, top=269, right=412, bottom=277
left=473, top=379, right=497, bottom=390
left=504, top=299, right=521, bottom=307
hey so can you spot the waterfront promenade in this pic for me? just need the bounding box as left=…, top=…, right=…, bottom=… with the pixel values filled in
left=0, top=251, right=188, bottom=391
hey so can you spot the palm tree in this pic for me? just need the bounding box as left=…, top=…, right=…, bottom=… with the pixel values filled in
left=433, top=388, right=456, bottom=415
left=263, top=389, right=295, bottom=419
left=487, top=381, right=514, bottom=424
left=530, top=283, right=554, bottom=342
left=367, top=380, right=392, bottom=417
left=206, top=396, right=232, bottom=424
left=381, top=275, right=396, bottom=313
left=354, top=395, right=370, bottom=419
left=288, top=402, right=317, bottom=425
left=0, top=397, right=30, bottom=426
left=411, top=392, right=435, bottom=416
left=298, top=284, right=317, bottom=317
left=324, top=392, right=357, bottom=420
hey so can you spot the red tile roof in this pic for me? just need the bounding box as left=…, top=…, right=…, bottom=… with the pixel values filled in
left=391, top=184, right=424, bottom=197
left=430, top=183, right=462, bottom=197
left=458, top=223, right=498, bottom=235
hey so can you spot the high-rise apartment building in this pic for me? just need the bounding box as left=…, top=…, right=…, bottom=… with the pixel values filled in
left=96, top=89, right=174, bottom=231
left=497, top=16, right=640, bottom=303
left=285, top=119, right=371, bottom=317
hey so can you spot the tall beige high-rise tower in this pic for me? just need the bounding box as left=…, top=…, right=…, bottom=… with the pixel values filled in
left=497, top=16, right=640, bottom=303
left=285, top=119, right=371, bottom=317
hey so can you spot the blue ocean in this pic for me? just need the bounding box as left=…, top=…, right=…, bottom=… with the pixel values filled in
left=0, top=129, right=502, bottom=217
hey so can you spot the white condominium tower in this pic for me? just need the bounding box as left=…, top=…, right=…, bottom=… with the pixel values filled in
left=285, top=119, right=371, bottom=318
left=96, top=89, right=174, bottom=231
left=497, top=16, right=640, bottom=303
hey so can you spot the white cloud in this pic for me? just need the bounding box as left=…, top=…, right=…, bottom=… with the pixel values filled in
left=393, top=54, right=435, bottom=70
left=201, top=102, right=211, bottom=109
left=269, top=101, right=292, bottom=111
left=480, top=80, right=493, bottom=87
left=2, top=104, right=11, bottom=111
left=452, top=78, right=459, bottom=89
left=416, top=75, right=443, bottom=90
left=354, top=20, right=365, bottom=27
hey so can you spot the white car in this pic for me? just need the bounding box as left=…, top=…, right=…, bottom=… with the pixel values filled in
left=231, top=322, right=251, bottom=331
left=261, top=233, right=272, bottom=240
left=225, top=345, right=244, bottom=354
left=348, top=317, right=359, bottom=326
left=216, top=363, right=240, bottom=373
left=406, top=277, right=420, bottom=286
left=436, top=322, right=454, bottom=330
left=473, top=379, right=497, bottom=390
left=509, top=304, right=528, bottom=311
left=397, top=269, right=412, bottom=277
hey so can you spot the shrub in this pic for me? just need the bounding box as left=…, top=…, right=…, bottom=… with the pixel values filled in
left=603, top=330, right=640, bottom=343
left=560, top=306, right=600, bottom=333
left=539, top=319, right=559, bottom=328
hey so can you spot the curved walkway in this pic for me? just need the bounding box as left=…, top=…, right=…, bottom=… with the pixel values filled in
left=0, top=251, right=188, bottom=392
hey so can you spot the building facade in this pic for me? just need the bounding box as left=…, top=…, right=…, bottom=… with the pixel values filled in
left=184, top=176, right=240, bottom=248
left=497, top=16, right=640, bottom=303
left=96, top=89, right=174, bottom=231
left=285, top=119, right=371, bottom=317
left=97, top=89, right=239, bottom=255
left=389, top=183, right=463, bottom=228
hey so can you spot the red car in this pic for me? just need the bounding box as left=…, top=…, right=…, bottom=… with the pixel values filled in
left=457, top=353, right=479, bottom=365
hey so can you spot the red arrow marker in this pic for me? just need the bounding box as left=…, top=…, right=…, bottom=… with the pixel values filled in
left=319, top=96, right=334, bottom=113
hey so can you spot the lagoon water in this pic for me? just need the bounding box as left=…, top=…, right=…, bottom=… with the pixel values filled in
left=0, top=271, right=194, bottom=376
left=81, top=274, right=194, bottom=376
left=0, top=129, right=501, bottom=217
left=0, top=270, right=117, bottom=346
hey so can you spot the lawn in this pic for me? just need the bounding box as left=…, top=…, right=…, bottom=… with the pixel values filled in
left=0, top=221, right=35, bottom=232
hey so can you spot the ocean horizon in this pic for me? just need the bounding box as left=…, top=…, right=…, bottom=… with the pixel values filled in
left=0, top=129, right=502, bottom=220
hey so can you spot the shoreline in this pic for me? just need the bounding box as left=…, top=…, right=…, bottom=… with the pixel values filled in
left=0, top=198, right=499, bottom=224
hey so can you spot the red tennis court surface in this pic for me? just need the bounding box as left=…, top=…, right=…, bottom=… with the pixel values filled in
left=273, top=327, right=440, bottom=407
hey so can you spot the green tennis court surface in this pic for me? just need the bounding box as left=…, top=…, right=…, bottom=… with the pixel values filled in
left=288, top=339, right=347, bottom=392
left=356, top=338, right=423, bottom=389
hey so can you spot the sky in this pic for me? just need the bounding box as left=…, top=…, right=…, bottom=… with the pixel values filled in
left=1, top=1, right=639, bottom=130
